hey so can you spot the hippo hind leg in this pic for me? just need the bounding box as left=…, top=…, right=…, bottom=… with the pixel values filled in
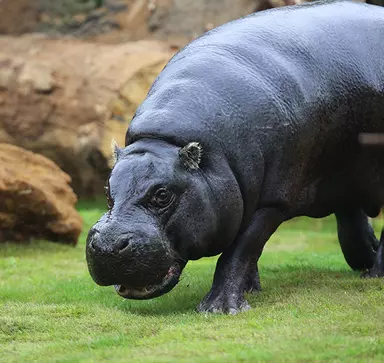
left=245, top=263, right=262, bottom=293
left=335, top=209, right=378, bottom=271
left=362, top=229, right=384, bottom=278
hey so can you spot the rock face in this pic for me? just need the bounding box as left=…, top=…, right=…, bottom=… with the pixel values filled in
left=0, top=143, right=82, bottom=244
left=0, top=0, right=306, bottom=45
left=0, top=36, right=173, bottom=196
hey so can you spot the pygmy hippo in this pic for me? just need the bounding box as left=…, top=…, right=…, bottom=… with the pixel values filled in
left=86, top=0, right=384, bottom=314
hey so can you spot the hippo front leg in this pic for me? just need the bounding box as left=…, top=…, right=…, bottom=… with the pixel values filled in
left=197, top=208, right=285, bottom=314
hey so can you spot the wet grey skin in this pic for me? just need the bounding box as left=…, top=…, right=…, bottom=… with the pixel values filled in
left=86, top=0, right=384, bottom=314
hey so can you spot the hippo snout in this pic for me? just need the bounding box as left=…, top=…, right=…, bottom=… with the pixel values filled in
left=85, top=221, right=184, bottom=299
left=87, top=229, right=133, bottom=256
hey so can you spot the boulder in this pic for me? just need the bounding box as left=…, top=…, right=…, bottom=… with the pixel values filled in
left=0, top=35, right=174, bottom=196
left=0, top=143, right=82, bottom=244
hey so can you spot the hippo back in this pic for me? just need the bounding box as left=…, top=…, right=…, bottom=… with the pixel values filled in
left=127, top=1, right=384, bottom=146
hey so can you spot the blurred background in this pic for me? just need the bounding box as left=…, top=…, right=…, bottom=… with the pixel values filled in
left=0, top=0, right=383, bottom=245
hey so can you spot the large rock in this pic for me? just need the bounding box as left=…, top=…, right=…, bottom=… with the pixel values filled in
left=0, top=143, right=82, bottom=244
left=0, top=35, right=174, bottom=196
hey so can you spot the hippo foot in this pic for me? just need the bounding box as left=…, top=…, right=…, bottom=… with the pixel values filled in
left=361, top=268, right=384, bottom=278
left=196, top=289, right=250, bottom=314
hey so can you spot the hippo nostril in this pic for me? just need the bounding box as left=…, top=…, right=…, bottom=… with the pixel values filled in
left=88, top=239, right=102, bottom=253
left=88, top=240, right=95, bottom=251
left=116, top=237, right=131, bottom=253
left=88, top=228, right=100, bottom=238
left=87, top=228, right=101, bottom=253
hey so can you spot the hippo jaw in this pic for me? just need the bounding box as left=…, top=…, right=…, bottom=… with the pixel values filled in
left=114, top=263, right=182, bottom=300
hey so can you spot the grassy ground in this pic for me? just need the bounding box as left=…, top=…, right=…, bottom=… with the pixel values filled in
left=1, top=201, right=384, bottom=362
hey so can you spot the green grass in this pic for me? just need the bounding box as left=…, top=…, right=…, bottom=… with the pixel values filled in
left=1, top=200, right=384, bottom=362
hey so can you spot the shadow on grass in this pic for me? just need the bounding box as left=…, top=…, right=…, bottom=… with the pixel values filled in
left=111, top=266, right=375, bottom=316
left=2, top=260, right=381, bottom=317
left=2, top=241, right=382, bottom=318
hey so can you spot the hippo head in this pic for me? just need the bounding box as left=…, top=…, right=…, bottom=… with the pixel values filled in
left=86, top=138, right=239, bottom=300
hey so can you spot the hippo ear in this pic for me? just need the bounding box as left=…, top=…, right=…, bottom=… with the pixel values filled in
left=179, top=142, right=203, bottom=170
left=111, top=139, right=122, bottom=164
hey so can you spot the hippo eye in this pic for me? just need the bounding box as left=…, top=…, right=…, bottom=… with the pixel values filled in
left=151, top=188, right=173, bottom=208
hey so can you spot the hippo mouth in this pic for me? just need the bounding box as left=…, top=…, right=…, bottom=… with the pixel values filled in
left=114, top=263, right=181, bottom=300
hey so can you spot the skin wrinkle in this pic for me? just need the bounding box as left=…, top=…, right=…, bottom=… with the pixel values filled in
left=168, top=42, right=298, bottom=134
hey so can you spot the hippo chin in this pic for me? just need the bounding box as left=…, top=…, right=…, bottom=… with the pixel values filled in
left=113, top=264, right=182, bottom=300
left=86, top=0, right=384, bottom=314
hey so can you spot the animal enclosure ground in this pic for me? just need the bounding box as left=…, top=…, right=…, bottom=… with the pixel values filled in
left=1, top=200, right=384, bottom=362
